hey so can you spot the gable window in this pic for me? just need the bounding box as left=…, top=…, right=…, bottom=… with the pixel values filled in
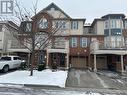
left=26, top=23, right=32, bottom=32
left=71, top=37, right=77, bottom=47
left=71, top=21, right=78, bottom=30
left=80, top=37, right=87, bottom=47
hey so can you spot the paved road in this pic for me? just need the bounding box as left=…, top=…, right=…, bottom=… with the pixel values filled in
left=66, top=69, right=127, bottom=90
left=0, top=86, right=127, bottom=95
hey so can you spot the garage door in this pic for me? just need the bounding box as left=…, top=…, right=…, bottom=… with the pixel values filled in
left=97, top=56, right=107, bottom=69
left=71, top=57, right=87, bottom=68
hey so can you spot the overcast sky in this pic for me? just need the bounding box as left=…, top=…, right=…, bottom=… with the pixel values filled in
left=17, top=0, right=127, bottom=23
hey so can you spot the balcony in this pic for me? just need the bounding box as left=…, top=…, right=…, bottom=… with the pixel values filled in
left=7, top=40, right=30, bottom=53
left=47, top=40, right=69, bottom=54
left=90, top=40, right=127, bottom=55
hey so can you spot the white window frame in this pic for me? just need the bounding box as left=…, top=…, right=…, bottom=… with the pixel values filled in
left=125, top=21, right=127, bottom=29
left=71, top=21, right=78, bottom=30
left=81, top=37, right=87, bottom=47
left=71, top=37, right=77, bottom=47
left=55, top=21, right=66, bottom=29
left=104, top=20, right=109, bottom=29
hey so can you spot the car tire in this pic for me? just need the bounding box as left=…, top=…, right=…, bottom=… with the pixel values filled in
left=2, top=65, right=9, bottom=73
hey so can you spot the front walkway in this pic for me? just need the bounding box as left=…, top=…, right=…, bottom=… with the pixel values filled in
left=66, top=69, right=127, bottom=90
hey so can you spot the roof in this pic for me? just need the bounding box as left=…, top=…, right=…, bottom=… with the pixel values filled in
left=0, top=21, right=19, bottom=30
left=32, top=3, right=71, bottom=19
left=102, top=14, right=125, bottom=19
left=91, top=18, right=104, bottom=26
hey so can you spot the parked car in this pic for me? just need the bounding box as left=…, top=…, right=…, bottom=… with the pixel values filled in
left=0, top=56, right=23, bottom=72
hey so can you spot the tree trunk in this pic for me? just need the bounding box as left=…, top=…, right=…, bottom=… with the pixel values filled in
left=30, top=51, right=35, bottom=76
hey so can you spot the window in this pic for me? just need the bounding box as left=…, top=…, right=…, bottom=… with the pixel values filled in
left=38, top=18, right=48, bottom=29
left=105, top=20, right=109, bottom=29
left=71, top=37, right=77, bottom=47
left=125, top=20, right=127, bottom=29
left=0, top=25, right=2, bottom=31
left=14, top=57, right=21, bottom=60
left=71, top=21, right=78, bottom=30
left=110, top=19, right=121, bottom=29
left=80, top=37, right=87, bottom=47
left=1, top=57, right=11, bottom=61
left=26, top=23, right=32, bottom=32
left=55, top=21, right=66, bottom=29
left=125, top=38, right=127, bottom=46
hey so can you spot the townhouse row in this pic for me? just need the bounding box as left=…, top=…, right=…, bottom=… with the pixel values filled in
left=1, top=3, right=127, bottom=72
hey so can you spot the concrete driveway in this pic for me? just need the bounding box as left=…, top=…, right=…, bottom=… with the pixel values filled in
left=66, top=69, right=127, bottom=90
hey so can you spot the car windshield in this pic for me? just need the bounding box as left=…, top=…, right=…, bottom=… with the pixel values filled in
left=1, top=57, right=11, bottom=61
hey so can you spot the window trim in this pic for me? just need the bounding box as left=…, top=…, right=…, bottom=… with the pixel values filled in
left=71, top=37, right=77, bottom=47
left=80, top=37, right=87, bottom=47
left=71, top=21, right=78, bottom=30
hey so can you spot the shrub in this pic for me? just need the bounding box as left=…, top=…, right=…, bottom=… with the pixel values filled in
left=38, top=64, right=45, bottom=71
left=51, top=62, right=57, bottom=70
left=20, top=62, right=27, bottom=70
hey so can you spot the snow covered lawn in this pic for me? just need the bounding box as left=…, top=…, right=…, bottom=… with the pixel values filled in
left=0, top=69, right=68, bottom=87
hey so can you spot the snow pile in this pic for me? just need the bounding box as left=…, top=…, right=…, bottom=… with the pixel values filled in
left=0, top=69, right=68, bottom=87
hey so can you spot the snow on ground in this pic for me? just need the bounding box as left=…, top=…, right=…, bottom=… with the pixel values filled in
left=0, top=69, right=68, bottom=87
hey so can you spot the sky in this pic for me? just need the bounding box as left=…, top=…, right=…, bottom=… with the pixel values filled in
left=16, top=0, right=127, bottom=23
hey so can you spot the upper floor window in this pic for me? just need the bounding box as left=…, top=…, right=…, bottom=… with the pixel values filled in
left=125, top=20, right=127, bottom=29
left=125, top=38, right=127, bottom=46
left=55, top=21, right=66, bottom=29
left=105, top=20, right=109, bottom=29
left=80, top=37, right=87, bottom=47
left=71, top=37, right=77, bottom=47
left=71, top=21, right=78, bottom=30
left=38, top=18, right=48, bottom=29
left=110, top=19, right=121, bottom=29
left=0, top=25, right=2, bottom=32
left=26, top=23, right=32, bottom=32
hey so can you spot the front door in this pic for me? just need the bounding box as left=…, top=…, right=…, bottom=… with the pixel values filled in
left=51, top=53, right=66, bottom=67
left=39, top=50, right=46, bottom=64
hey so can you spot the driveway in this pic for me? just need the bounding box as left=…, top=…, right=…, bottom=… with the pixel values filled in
left=66, top=69, right=127, bottom=90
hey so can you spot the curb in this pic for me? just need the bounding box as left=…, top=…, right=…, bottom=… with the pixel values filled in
left=24, top=84, right=62, bottom=89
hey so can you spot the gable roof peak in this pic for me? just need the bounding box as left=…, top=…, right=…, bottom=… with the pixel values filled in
left=42, top=2, right=71, bottom=18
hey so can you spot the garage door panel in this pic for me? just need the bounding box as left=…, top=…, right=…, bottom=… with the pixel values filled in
left=71, top=57, right=87, bottom=68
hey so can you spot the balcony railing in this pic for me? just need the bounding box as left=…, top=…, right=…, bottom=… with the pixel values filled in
left=8, top=40, right=27, bottom=49
left=90, top=40, right=127, bottom=52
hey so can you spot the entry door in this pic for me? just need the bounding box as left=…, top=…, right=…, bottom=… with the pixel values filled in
left=51, top=53, right=66, bottom=67
left=59, top=53, right=65, bottom=67
left=39, top=51, right=45, bottom=64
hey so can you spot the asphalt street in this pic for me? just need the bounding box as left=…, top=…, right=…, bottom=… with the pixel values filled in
left=0, top=86, right=127, bottom=95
